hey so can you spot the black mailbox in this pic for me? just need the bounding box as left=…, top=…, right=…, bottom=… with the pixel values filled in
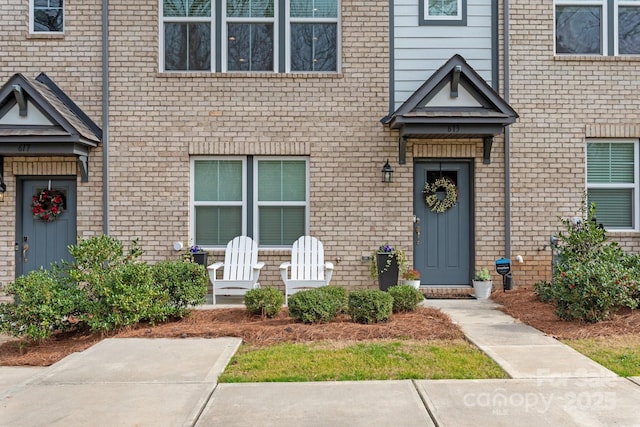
left=495, top=258, right=512, bottom=291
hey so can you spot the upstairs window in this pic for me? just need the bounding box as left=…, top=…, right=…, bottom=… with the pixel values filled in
left=420, top=0, right=467, bottom=26
left=586, top=140, right=639, bottom=230
left=31, top=0, right=64, bottom=33
left=160, top=0, right=339, bottom=72
left=555, top=0, right=640, bottom=55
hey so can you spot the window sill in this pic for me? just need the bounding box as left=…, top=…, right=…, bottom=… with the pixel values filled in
left=157, top=71, right=344, bottom=79
left=554, top=55, right=640, bottom=62
left=27, top=33, right=64, bottom=39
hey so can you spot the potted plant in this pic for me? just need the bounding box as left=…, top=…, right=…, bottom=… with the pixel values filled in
left=189, top=245, right=209, bottom=266
left=370, top=244, right=408, bottom=291
left=400, top=269, right=421, bottom=289
left=472, top=268, right=493, bottom=299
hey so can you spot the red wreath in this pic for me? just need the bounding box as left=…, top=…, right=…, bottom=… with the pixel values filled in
left=32, top=189, right=65, bottom=222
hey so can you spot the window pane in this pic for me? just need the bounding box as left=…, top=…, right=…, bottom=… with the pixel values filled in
left=428, top=0, right=457, bottom=16
left=587, top=143, right=634, bottom=184
left=290, top=24, right=337, bottom=72
left=164, top=23, right=211, bottom=71
left=587, top=189, right=633, bottom=229
left=555, top=6, right=602, bottom=54
left=259, top=206, right=305, bottom=245
left=290, top=0, right=338, bottom=18
left=258, top=160, right=306, bottom=201
left=34, top=3, right=64, bottom=32
left=194, top=160, right=243, bottom=201
left=195, top=206, right=242, bottom=245
left=164, top=0, right=211, bottom=17
left=619, top=6, right=640, bottom=54
left=227, top=23, right=274, bottom=71
left=227, top=0, right=274, bottom=17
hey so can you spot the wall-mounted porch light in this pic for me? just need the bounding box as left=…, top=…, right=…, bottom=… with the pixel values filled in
left=381, top=159, right=394, bottom=183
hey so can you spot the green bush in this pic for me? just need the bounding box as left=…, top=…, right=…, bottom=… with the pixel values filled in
left=288, top=286, right=347, bottom=324
left=152, top=260, right=208, bottom=316
left=0, top=270, right=86, bottom=341
left=85, top=262, right=170, bottom=332
left=388, top=285, right=423, bottom=313
left=542, top=202, right=640, bottom=323
left=533, top=280, right=554, bottom=303
left=347, top=289, right=393, bottom=324
left=244, top=287, right=284, bottom=318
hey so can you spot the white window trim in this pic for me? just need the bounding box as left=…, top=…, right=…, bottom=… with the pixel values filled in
left=554, top=0, right=607, bottom=55
left=614, top=0, right=640, bottom=55
left=190, top=157, right=247, bottom=249
left=253, top=156, right=310, bottom=249
left=30, top=0, right=64, bottom=34
left=285, top=2, right=341, bottom=73
left=159, top=1, right=216, bottom=72
left=585, top=139, right=639, bottom=231
left=159, top=0, right=340, bottom=73
left=424, top=0, right=463, bottom=20
left=222, top=0, right=278, bottom=73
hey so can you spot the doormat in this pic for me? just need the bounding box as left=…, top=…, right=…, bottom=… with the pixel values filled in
left=421, top=288, right=475, bottom=299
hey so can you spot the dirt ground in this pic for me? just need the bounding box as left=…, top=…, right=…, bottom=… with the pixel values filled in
left=1, top=286, right=639, bottom=367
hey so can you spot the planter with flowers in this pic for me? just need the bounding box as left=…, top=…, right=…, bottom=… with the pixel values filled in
left=472, top=268, right=493, bottom=299
left=189, top=245, right=209, bottom=266
left=400, top=269, right=421, bottom=289
left=370, top=244, right=408, bottom=291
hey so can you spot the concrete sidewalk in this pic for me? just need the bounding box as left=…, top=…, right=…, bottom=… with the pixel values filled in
left=1, top=299, right=640, bottom=426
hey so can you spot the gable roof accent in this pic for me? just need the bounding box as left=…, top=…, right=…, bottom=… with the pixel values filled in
left=0, top=73, right=102, bottom=181
left=382, top=54, right=518, bottom=164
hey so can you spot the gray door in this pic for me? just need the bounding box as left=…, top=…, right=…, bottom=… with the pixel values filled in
left=17, top=178, right=77, bottom=276
left=413, top=162, right=471, bottom=285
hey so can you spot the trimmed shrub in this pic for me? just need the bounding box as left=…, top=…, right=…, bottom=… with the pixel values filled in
left=388, top=285, right=423, bottom=313
left=85, top=262, right=170, bottom=332
left=152, top=259, right=208, bottom=316
left=288, top=286, right=347, bottom=324
left=0, top=269, right=87, bottom=341
left=244, top=287, right=284, bottom=318
left=347, top=289, right=393, bottom=324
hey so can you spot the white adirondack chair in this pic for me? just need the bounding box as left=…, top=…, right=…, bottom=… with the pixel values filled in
left=280, top=236, right=334, bottom=305
left=207, top=236, right=265, bottom=304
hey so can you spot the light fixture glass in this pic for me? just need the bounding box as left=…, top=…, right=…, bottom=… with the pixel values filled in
left=381, top=159, right=393, bottom=183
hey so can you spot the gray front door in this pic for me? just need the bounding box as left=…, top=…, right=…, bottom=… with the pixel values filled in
left=413, top=162, right=471, bottom=285
left=17, top=178, right=77, bottom=276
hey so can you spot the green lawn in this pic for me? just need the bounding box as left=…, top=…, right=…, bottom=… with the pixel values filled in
left=564, top=335, right=640, bottom=377
left=219, top=339, right=508, bottom=382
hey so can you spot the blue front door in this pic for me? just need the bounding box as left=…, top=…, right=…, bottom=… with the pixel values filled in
left=413, top=161, right=471, bottom=286
left=17, top=178, right=77, bottom=276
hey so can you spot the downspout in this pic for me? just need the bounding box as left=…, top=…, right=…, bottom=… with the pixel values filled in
left=102, top=0, right=109, bottom=235
left=503, top=0, right=511, bottom=258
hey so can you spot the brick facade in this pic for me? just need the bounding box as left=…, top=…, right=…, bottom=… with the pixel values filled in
left=4, top=0, right=636, bottom=294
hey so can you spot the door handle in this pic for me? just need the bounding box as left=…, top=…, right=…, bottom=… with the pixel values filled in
left=415, top=225, right=421, bottom=245
left=22, top=236, right=29, bottom=263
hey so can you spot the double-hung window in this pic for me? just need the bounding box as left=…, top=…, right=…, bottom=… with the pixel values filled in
left=586, top=140, right=639, bottom=230
left=161, top=0, right=339, bottom=72
left=30, top=0, right=64, bottom=33
left=192, top=157, right=309, bottom=248
left=555, top=0, right=640, bottom=55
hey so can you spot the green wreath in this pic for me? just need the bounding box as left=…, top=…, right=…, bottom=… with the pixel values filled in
left=423, top=177, right=458, bottom=213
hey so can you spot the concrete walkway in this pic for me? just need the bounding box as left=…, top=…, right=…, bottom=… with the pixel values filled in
left=1, top=299, right=640, bottom=426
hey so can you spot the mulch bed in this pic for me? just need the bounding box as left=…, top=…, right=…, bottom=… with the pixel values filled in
left=2, top=287, right=639, bottom=367
left=491, top=287, right=640, bottom=340
left=0, top=307, right=462, bottom=366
